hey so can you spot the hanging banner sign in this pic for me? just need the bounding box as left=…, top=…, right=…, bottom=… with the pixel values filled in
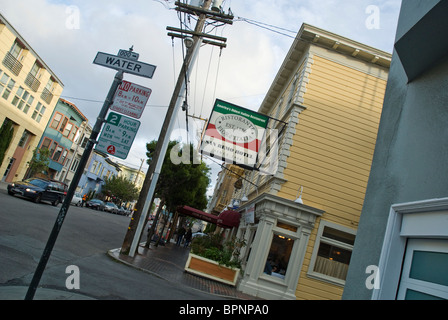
left=110, top=80, right=151, bottom=119
left=200, top=99, right=269, bottom=169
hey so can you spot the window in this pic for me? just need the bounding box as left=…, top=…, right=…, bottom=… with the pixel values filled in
left=41, top=137, right=52, bottom=150
left=12, top=87, right=34, bottom=114
left=70, top=158, right=80, bottom=172
left=91, top=160, right=99, bottom=173
left=31, top=102, right=46, bottom=123
left=60, top=149, right=68, bottom=165
left=264, top=234, right=294, bottom=279
left=68, top=125, right=78, bottom=141
left=48, top=141, right=58, bottom=159
left=59, top=117, right=68, bottom=133
left=10, top=41, right=23, bottom=59
left=18, top=130, right=30, bottom=148
left=52, top=145, right=63, bottom=162
left=63, top=122, right=73, bottom=137
left=81, top=136, right=89, bottom=148
left=308, top=221, right=356, bottom=285
left=0, top=73, right=15, bottom=100
left=50, top=113, right=63, bottom=129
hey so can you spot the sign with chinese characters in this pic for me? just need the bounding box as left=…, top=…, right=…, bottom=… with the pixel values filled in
left=96, top=112, right=140, bottom=159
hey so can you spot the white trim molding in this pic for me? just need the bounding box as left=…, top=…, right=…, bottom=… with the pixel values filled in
left=372, top=197, right=448, bottom=300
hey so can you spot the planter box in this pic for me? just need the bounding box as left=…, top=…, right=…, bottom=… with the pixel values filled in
left=184, top=253, right=240, bottom=286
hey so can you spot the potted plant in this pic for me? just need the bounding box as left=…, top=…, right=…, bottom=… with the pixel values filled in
left=185, top=233, right=245, bottom=286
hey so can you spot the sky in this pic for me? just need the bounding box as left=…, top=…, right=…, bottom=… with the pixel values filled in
left=0, top=0, right=402, bottom=196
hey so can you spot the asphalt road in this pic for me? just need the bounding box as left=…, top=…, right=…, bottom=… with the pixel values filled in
left=0, top=186, right=222, bottom=300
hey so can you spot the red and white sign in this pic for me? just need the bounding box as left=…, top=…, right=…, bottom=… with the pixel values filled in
left=107, top=145, right=116, bottom=155
left=111, top=80, right=152, bottom=119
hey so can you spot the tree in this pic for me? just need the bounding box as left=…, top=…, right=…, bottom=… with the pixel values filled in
left=145, top=140, right=210, bottom=246
left=27, top=148, right=50, bottom=178
left=101, top=175, right=139, bottom=203
left=0, top=119, right=14, bottom=167
left=146, top=140, right=210, bottom=211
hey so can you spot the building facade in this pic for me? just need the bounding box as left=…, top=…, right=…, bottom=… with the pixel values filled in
left=207, top=163, right=245, bottom=215
left=0, top=13, right=63, bottom=182
left=116, top=161, right=146, bottom=192
left=57, top=120, right=93, bottom=186
left=77, top=150, right=121, bottom=196
left=231, top=24, right=391, bottom=299
left=343, top=0, right=448, bottom=300
left=37, top=98, right=87, bottom=179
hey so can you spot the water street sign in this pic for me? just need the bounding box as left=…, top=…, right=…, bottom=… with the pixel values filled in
left=93, top=52, right=156, bottom=79
left=110, top=80, right=151, bottom=119
left=96, top=112, right=141, bottom=159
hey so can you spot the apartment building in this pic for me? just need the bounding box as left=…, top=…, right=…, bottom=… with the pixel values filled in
left=230, top=23, right=391, bottom=299
left=37, top=98, right=87, bottom=180
left=0, top=13, right=63, bottom=182
left=58, top=119, right=93, bottom=187
left=116, top=161, right=146, bottom=192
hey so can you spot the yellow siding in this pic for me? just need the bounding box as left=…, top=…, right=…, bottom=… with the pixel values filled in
left=276, top=54, right=388, bottom=299
left=0, top=21, right=63, bottom=181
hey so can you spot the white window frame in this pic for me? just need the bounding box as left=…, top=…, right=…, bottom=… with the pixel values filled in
left=372, top=197, right=448, bottom=300
left=307, top=220, right=357, bottom=286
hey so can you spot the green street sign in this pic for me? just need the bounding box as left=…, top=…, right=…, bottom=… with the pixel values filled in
left=95, top=112, right=140, bottom=159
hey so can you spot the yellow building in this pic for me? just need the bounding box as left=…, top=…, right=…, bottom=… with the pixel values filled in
left=207, top=163, right=245, bottom=215
left=232, top=24, right=391, bottom=299
left=0, top=13, right=63, bottom=182
left=116, top=161, right=146, bottom=192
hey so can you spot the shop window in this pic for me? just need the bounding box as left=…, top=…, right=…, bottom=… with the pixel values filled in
left=309, top=222, right=356, bottom=284
left=264, top=234, right=294, bottom=279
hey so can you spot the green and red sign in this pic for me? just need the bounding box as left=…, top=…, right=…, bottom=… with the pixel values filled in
left=200, top=99, right=269, bottom=169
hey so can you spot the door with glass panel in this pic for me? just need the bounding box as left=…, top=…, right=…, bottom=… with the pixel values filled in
left=397, top=239, right=448, bottom=300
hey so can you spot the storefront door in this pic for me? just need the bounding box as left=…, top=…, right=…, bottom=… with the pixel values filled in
left=397, top=239, right=448, bottom=300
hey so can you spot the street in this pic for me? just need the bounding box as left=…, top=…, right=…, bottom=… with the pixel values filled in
left=0, top=186, right=223, bottom=300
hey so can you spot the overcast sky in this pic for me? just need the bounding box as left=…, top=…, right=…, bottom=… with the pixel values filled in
left=0, top=0, right=402, bottom=196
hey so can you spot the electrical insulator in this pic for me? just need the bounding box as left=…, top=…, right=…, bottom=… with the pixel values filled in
left=190, top=0, right=204, bottom=7
left=211, top=0, right=223, bottom=11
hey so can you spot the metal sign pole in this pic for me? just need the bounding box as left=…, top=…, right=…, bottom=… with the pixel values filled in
left=24, top=71, right=123, bottom=300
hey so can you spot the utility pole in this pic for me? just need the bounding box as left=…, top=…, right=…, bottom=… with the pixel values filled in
left=25, top=71, right=123, bottom=300
left=121, top=0, right=233, bottom=256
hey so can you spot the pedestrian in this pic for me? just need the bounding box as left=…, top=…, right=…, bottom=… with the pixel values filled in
left=184, top=228, right=192, bottom=248
left=82, top=193, right=87, bottom=207
left=176, top=225, right=186, bottom=246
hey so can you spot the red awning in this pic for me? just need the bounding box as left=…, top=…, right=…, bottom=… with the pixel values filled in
left=177, top=206, right=218, bottom=224
left=217, top=210, right=241, bottom=228
left=177, top=206, right=241, bottom=229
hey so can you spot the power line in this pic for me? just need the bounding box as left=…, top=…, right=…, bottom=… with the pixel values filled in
left=235, top=16, right=298, bottom=39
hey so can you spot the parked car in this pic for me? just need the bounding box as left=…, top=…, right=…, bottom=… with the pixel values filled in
left=70, top=193, right=83, bottom=206
left=117, top=206, right=127, bottom=216
left=7, top=178, right=67, bottom=206
left=86, top=199, right=105, bottom=211
left=104, top=202, right=119, bottom=214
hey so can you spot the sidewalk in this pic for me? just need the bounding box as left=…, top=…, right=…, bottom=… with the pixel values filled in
left=108, top=241, right=260, bottom=300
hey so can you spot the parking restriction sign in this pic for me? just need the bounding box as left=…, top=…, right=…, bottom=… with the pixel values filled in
left=110, top=80, right=151, bottom=119
left=96, top=112, right=140, bottom=159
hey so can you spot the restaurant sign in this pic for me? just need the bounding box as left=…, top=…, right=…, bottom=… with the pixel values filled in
left=200, top=99, right=269, bottom=169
